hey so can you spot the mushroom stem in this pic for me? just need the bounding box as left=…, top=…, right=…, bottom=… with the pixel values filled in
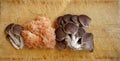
left=65, top=36, right=72, bottom=48
left=71, top=37, right=83, bottom=50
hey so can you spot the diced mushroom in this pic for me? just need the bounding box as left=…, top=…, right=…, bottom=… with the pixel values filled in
left=57, top=16, right=64, bottom=27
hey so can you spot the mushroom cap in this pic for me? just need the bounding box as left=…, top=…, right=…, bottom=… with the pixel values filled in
left=64, top=23, right=78, bottom=34
left=63, top=14, right=72, bottom=24
left=57, top=16, right=64, bottom=27
left=57, top=40, right=67, bottom=49
left=78, top=15, right=91, bottom=27
left=71, top=15, right=79, bottom=26
left=55, top=27, right=67, bottom=41
left=5, top=23, right=14, bottom=34
left=75, top=27, right=86, bottom=37
left=12, top=24, right=23, bottom=36
left=82, top=33, right=94, bottom=52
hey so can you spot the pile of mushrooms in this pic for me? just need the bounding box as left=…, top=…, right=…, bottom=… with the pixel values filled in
left=55, top=14, right=94, bottom=52
left=5, top=23, right=24, bottom=49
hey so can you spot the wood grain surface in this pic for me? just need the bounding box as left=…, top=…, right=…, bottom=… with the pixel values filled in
left=0, top=0, right=120, bottom=61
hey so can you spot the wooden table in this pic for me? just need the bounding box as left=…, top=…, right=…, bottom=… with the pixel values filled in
left=0, top=0, right=120, bottom=61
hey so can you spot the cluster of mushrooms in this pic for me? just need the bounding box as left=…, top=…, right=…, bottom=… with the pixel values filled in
left=55, top=14, right=94, bottom=52
left=5, top=14, right=94, bottom=52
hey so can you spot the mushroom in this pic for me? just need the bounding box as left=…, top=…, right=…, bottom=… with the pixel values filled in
left=56, top=16, right=64, bottom=27
left=70, top=27, right=86, bottom=50
left=57, top=14, right=73, bottom=27
left=82, top=33, right=94, bottom=52
left=63, top=14, right=72, bottom=24
left=78, top=15, right=91, bottom=30
left=71, top=15, right=80, bottom=26
left=55, top=27, right=67, bottom=41
left=55, top=14, right=94, bottom=52
left=5, top=23, right=24, bottom=49
left=56, top=40, right=67, bottom=49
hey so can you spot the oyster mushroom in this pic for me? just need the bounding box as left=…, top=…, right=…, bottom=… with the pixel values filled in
left=56, top=16, right=64, bottom=27
left=56, top=40, right=67, bottom=49
left=63, top=14, right=72, bottom=24
left=78, top=15, right=91, bottom=30
left=5, top=23, right=24, bottom=49
left=55, top=27, right=67, bottom=41
left=82, top=33, right=94, bottom=52
left=57, top=14, right=73, bottom=27
left=70, top=27, right=86, bottom=50
left=71, top=15, right=80, bottom=26
left=55, top=26, right=67, bottom=49
left=64, top=23, right=78, bottom=41
left=55, top=14, right=94, bottom=52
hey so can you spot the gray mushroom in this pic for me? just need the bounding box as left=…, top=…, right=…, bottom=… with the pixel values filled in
left=64, top=23, right=78, bottom=41
left=55, top=27, right=67, bottom=41
left=82, top=33, right=94, bottom=52
left=69, top=27, right=86, bottom=50
left=5, top=23, right=14, bottom=34
left=5, top=23, right=24, bottom=49
left=57, top=14, right=73, bottom=27
left=71, top=15, right=79, bottom=26
left=78, top=15, right=91, bottom=30
left=55, top=14, right=94, bottom=52
left=63, top=14, right=72, bottom=24
left=56, top=16, right=64, bottom=27
left=56, top=40, right=67, bottom=49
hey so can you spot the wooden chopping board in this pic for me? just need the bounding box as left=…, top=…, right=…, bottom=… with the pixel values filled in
left=0, top=0, right=120, bottom=61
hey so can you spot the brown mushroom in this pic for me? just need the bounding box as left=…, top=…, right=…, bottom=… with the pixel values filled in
left=57, top=40, right=67, bottom=49
left=56, top=16, right=64, bottom=27
left=5, top=23, right=14, bottom=34
left=64, top=23, right=78, bottom=34
left=75, top=27, right=86, bottom=37
left=78, top=15, right=91, bottom=30
left=82, top=33, right=94, bottom=52
left=5, top=23, right=24, bottom=49
left=71, top=15, right=79, bottom=26
left=55, top=14, right=94, bottom=52
left=12, top=24, right=23, bottom=36
left=63, top=14, right=72, bottom=24
left=55, top=27, right=67, bottom=41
